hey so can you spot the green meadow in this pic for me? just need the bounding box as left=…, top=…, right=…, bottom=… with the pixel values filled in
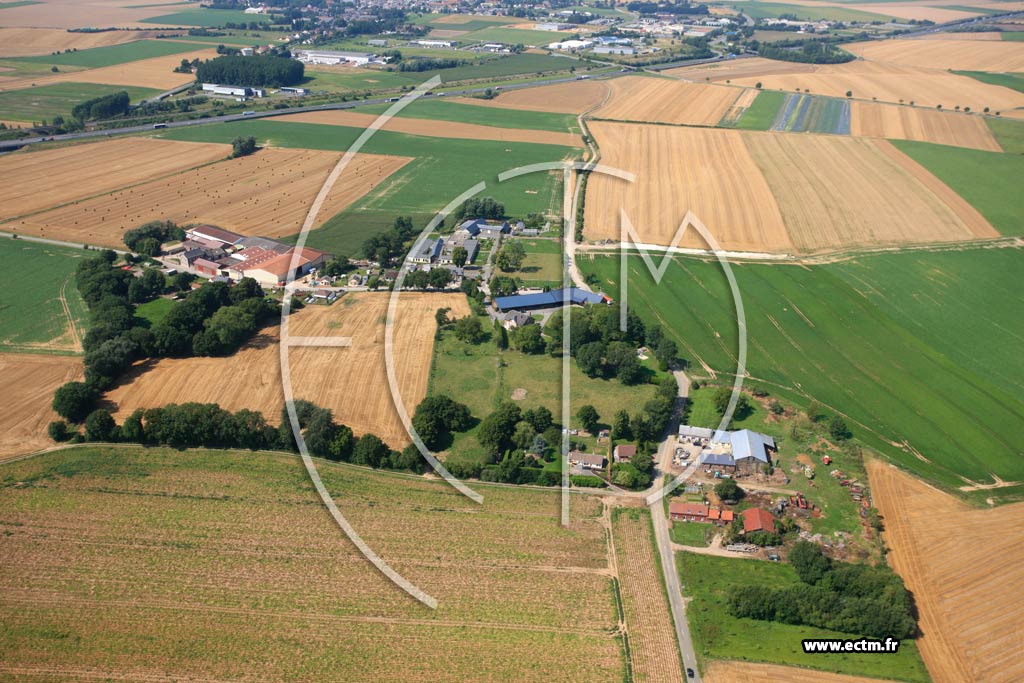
left=0, top=83, right=159, bottom=122
left=358, top=99, right=580, bottom=133
left=953, top=70, right=1024, bottom=94
left=679, top=552, right=930, bottom=681
left=728, top=1, right=893, bottom=21
left=987, top=117, right=1024, bottom=154
left=458, top=27, right=574, bottom=46
left=731, top=90, right=785, bottom=130
left=892, top=139, right=1024, bottom=235
left=143, top=8, right=270, bottom=27
left=17, top=40, right=201, bottom=68
left=159, top=119, right=579, bottom=255
left=0, top=238, right=89, bottom=353
left=580, top=247, right=1024, bottom=503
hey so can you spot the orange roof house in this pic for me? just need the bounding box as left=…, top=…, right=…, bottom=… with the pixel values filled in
left=742, top=508, right=776, bottom=534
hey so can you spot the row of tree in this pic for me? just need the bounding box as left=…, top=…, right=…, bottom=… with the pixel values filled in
left=71, top=91, right=130, bottom=121
left=195, top=54, right=304, bottom=87
left=728, top=541, right=917, bottom=639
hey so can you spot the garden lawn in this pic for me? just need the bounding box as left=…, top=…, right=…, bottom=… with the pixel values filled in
left=678, top=552, right=930, bottom=681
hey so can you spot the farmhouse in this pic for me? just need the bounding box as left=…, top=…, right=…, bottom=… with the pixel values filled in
left=238, top=246, right=329, bottom=287
left=742, top=508, right=776, bottom=534
left=493, top=287, right=607, bottom=313
left=294, top=49, right=375, bottom=66
left=569, top=451, right=606, bottom=470
left=438, top=237, right=479, bottom=265
left=409, top=237, right=444, bottom=265
left=458, top=218, right=510, bottom=238
left=708, top=508, right=735, bottom=526
left=614, top=444, right=636, bottom=463
left=670, top=502, right=709, bottom=522
left=501, top=311, right=534, bottom=330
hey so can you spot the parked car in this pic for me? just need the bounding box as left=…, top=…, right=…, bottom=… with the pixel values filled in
left=687, top=668, right=695, bottom=678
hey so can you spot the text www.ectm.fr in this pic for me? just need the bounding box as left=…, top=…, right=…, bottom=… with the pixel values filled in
left=802, top=638, right=901, bottom=654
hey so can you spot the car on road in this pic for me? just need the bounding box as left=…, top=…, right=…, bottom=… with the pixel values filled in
left=687, top=668, right=695, bottom=678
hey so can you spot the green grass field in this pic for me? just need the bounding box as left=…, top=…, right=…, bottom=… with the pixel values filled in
left=430, top=314, right=663, bottom=468
left=302, top=67, right=424, bottom=93
left=143, top=8, right=271, bottom=27
left=0, top=446, right=623, bottom=680
left=987, top=116, right=1024, bottom=154
left=160, top=120, right=578, bottom=255
left=678, top=552, right=930, bottom=681
left=1003, top=31, right=1024, bottom=41
left=668, top=520, right=711, bottom=547
left=134, top=296, right=175, bottom=326
left=580, top=247, right=1024, bottom=504
left=0, top=82, right=159, bottom=122
left=892, top=139, right=1024, bottom=235
left=358, top=99, right=579, bottom=133
left=728, top=1, right=894, bottom=21
left=732, top=90, right=785, bottom=130
left=425, top=15, right=516, bottom=32
left=156, top=32, right=288, bottom=46
left=0, top=238, right=89, bottom=353
left=499, top=238, right=565, bottom=286
left=953, top=70, right=1024, bottom=94
left=421, top=53, right=579, bottom=83
left=458, top=27, right=575, bottom=46
left=17, top=40, right=201, bottom=68
left=770, top=94, right=850, bottom=134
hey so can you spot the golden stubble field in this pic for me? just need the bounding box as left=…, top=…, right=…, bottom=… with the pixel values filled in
left=0, top=28, right=174, bottom=57
left=9, top=146, right=411, bottom=247
left=594, top=76, right=742, bottom=126
left=844, top=38, right=1024, bottom=72
left=0, top=137, right=232, bottom=223
left=449, top=79, right=609, bottom=114
left=0, top=353, right=82, bottom=460
left=277, top=109, right=582, bottom=147
left=850, top=101, right=1002, bottom=151
left=105, top=293, right=470, bottom=448
left=705, top=660, right=904, bottom=683
left=0, top=48, right=220, bottom=92
left=0, top=447, right=622, bottom=681
left=868, top=460, right=1024, bottom=683
left=612, top=508, right=686, bottom=683
left=0, top=0, right=192, bottom=29
left=584, top=122, right=997, bottom=253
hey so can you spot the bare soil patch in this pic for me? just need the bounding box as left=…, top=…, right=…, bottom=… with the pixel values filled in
left=0, top=353, right=82, bottom=461
left=277, top=109, right=581, bottom=147
left=9, top=147, right=411, bottom=248
left=851, top=101, right=1002, bottom=151
left=705, top=660, right=904, bottom=683
left=105, top=293, right=471, bottom=447
left=868, top=459, right=1024, bottom=683
left=584, top=121, right=792, bottom=252
left=594, top=76, right=742, bottom=126
left=0, top=138, right=231, bottom=224
left=450, top=79, right=608, bottom=114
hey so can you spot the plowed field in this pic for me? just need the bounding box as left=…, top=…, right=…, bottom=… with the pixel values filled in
left=0, top=353, right=82, bottom=460
left=594, top=76, right=742, bottom=126
left=105, top=293, right=470, bottom=447
left=868, top=459, right=1024, bottom=683
left=851, top=101, right=1002, bottom=151
left=10, top=147, right=411, bottom=247
left=0, top=138, right=231, bottom=223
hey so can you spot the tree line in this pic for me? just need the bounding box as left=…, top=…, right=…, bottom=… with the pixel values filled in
left=72, top=91, right=130, bottom=122
left=195, top=54, right=304, bottom=87
left=728, top=541, right=917, bottom=640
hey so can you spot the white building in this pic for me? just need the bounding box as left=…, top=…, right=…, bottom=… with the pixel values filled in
left=294, top=50, right=375, bottom=66
left=416, top=39, right=453, bottom=48
left=548, top=39, right=594, bottom=51
left=536, top=22, right=572, bottom=31
left=593, top=46, right=634, bottom=55
left=201, top=83, right=265, bottom=98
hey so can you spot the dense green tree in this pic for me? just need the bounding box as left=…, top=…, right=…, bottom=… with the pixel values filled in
left=789, top=540, right=832, bottom=585
left=523, top=406, right=553, bottom=433
left=510, top=324, right=544, bottom=354
left=231, top=136, right=257, bottom=158
left=196, top=54, right=304, bottom=87
left=352, top=433, right=390, bottom=468
left=828, top=415, right=852, bottom=441
left=452, top=245, right=468, bottom=267
left=577, top=404, right=599, bottom=433
left=47, top=420, right=73, bottom=442
left=495, top=240, right=525, bottom=272
left=493, top=319, right=508, bottom=350
left=714, top=478, right=744, bottom=502
left=612, top=409, right=631, bottom=440
left=477, top=401, right=522, bottom=459
left=84, top=409, right=117, bottom=442
left=453, top=315, right=486, bottom=344
left=575, top=341, right=605, bottom=378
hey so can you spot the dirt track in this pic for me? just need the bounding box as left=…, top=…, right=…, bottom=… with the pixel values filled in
left=105, top=293, right=470, bottom=447
left=10, top=147, right=411, bottom=247
left=0, top=353, right=82, bottom=461
left=851, top=101, right=1002, bottom=151
left=868, top=459, right=1024, bottom=683
left=277, top=110, right=581, bottom=147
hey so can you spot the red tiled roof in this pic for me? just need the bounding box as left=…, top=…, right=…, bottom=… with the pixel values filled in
left=721, top=510, right=734, bottom=522
left=669, top=502, right=709, bottom=518
left=742, top=508, right=776, bottom=533
left=615, top=444, right=637, bottom=458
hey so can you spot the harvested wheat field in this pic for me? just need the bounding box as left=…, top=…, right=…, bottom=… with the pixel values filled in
left=845, top=38, right=1024, bottom=72
left=584, top=121, right=792, bottom=252
left=917, top=30, right=1004, bottom=41
left=0, top=353, right=82, bottom=461
left=277, top=110, right=581, bottom=146
left=594, top=76, right=742, bottom=126
left=846, top=3, right=978, bottom=22
left=868, top=459, right=1024, bottom=683
left=0, top=0, right=188, bottom=29
left=0, top=48, right=219, bottom=93
left=0, top=28, right=171, bottom=58
left=745, top=133, right=997, bottom=252
left=11, top=148, right=411, bottom=247
left=705, top=660, right=903, bottom=683
left=450, top=79, right=608, bottom=114
left=0, top=138, right=231, bottom=223
left=612, top=509, right=686, bottom=683
left=666, top=57, right=815, bottom=83
left=851, top=101, right=1001, bottom=151
left=720, top=88, right=759, bottom=126
left=730, top=61, right=1024, bottom=114
left=105, top=293, right=470, bottom=447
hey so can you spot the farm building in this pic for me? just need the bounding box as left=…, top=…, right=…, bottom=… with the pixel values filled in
left=708, top=508, right=735, bottom=526
left=569, top=451, right=605, bottom=471
left=409, top=237, right=444, bottom=265
left=239, top=246, right=330, bottom=287
left=493, top=287, right=607, bottom=313
left=593, top=46, right=635, bottom=55
left=614, top=444, right=636, bottom=463
left=458, top=218, right=510, bottom=238
left=697, top=429, right=777, bottom=474
left=548, top=39, right=594, bottom=51
left=501, top=311, right=534, bottom=330
left=536, top=22, right=572, bottom=31
left=670, top=502, right=709, bottom=522
left=417, top=40, right=453, bottom=48
left=742, top=508, right=776, bottom=534
left=294, top=50, right=375, bottom=66
left=201, top=83, right=265, bottom=98
left=187, top=226, right=245, bottom=247
left=679, top=425, right=714, bottom=440
left=438, top=238, right=479, bottom=265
